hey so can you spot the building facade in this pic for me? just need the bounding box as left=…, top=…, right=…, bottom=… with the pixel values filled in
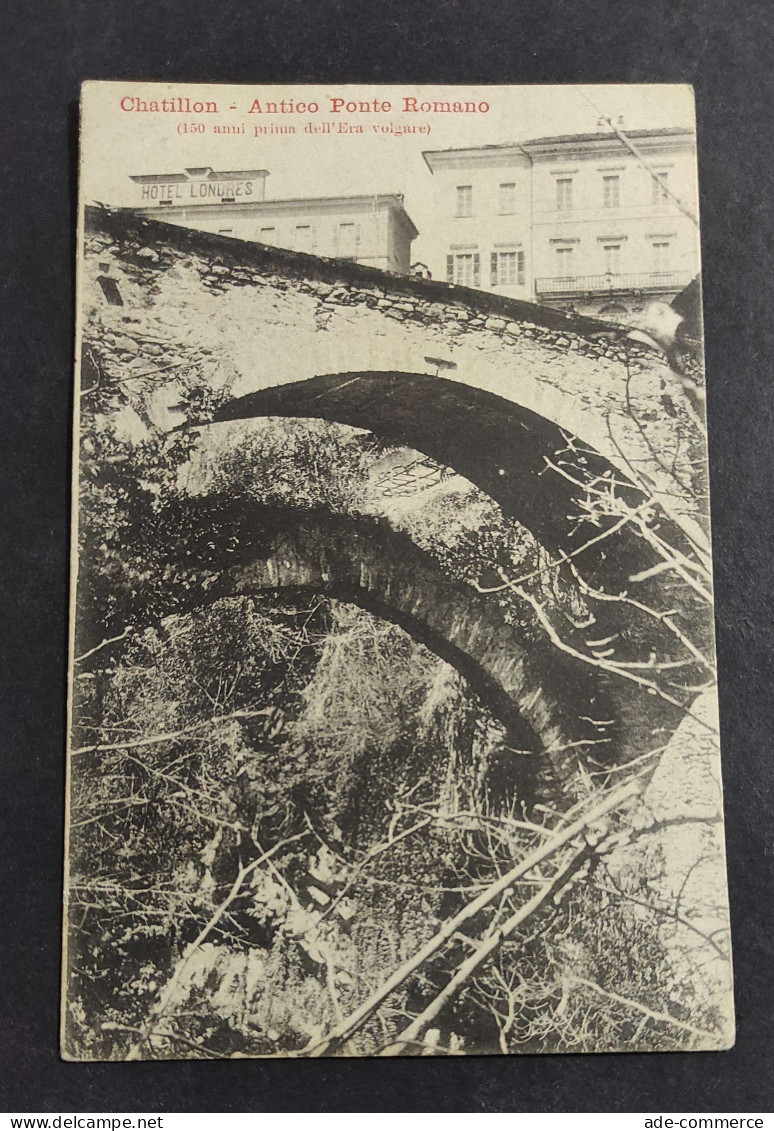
left=422, top=127, right=700, bottom=320
left=127, top=168, right=418, bottom=274
left=421, top=144, right=533, bottom=300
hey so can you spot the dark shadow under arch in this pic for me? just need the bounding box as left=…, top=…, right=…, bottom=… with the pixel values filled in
left=211, top=371, right=652, bottom=590
left=210, top=372, right=713, bottom=676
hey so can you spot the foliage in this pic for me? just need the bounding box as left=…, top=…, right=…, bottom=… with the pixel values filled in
left=66, top=334, right=727, bottom=1059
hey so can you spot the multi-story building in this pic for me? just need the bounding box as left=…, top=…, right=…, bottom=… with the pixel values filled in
left=421, top=144, right=532, bottom=300
left=126, top=167, right=418, bottom=273
left=422, top=127, right=699, bottom=320
left=525, top=127, right=699, bottom=319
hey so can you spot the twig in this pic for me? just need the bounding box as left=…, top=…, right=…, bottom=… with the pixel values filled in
left=472, top=509, right=642, bottom=593
left=592, top=877, right=728, bottom=961
left=74, top=626, right=134, bottom=664
left=72, top=708, right=273, bottom=756
left=318, top=817, right=432, bottom=924
left=568, top=975, right=720, bottom=1044
left=567, top=561, right=714, bottom=673
left=513, top=584, right=718, bottom=734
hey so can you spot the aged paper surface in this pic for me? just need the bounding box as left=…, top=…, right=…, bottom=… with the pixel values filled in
left=64, top=81, right=733, bottom=1060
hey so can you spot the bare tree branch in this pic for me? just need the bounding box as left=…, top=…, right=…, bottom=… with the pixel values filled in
left=567, top=976, right=720, bottom=1044
left=300, top=779, right=640, bottom=1057
left=72, top=708, right=273, bottom=756
left=512, top=583, right=717, bottom=733
left=380, top=846, right=589, bottom=1056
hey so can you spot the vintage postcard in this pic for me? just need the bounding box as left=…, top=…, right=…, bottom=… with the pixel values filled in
left=64, top=81, right=733, bottom=1059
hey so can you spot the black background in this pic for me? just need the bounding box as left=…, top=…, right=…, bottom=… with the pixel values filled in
left=2, top=0, right=773, bottom=1112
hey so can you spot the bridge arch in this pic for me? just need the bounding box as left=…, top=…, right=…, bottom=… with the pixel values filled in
left=94, top=499, right=631, bottom=798
left=210, top=370, right=693, bottom=610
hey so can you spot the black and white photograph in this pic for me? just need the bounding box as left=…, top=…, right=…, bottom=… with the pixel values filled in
left=63, top=81, right=733, bottom=1061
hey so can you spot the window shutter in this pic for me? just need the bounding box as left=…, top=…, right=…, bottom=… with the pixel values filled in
left=446, top=254, right=454, bottom=282
left=517, top=251, right=525, bottom=286
left=473, top=253, right=480, bottom=288
left=490, top=252, right=498, bottom=286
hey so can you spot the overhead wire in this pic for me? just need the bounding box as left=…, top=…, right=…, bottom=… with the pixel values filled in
left=573, top=86, right=700, bottom=228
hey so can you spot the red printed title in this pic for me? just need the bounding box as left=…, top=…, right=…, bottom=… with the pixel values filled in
left=119, top=94, right=491, bottom=115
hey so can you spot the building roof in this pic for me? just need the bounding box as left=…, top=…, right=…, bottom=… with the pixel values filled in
left=522, top=126, right=693, bottom=147
left=130, top=168, right=269, bottom=184
left=130, top=191, right=419, bottom=238
left=423, top=127, right=694, bottom=169
left=422, top=143, right=527, bottom=171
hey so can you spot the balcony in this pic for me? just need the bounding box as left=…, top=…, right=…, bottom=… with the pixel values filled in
left=534, top=270, right=692, bottom=299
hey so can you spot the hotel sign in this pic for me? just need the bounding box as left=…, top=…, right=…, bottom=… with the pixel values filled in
left=130, top=167, right=268, bottom=205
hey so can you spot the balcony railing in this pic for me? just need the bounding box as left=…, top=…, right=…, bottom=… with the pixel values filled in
left=534, top=270, right=692, bottom=297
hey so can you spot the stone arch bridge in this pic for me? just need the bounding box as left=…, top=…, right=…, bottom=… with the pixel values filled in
left=78, top=207, right=710, bottom=796
left=83, top=206, right=700, bottom=518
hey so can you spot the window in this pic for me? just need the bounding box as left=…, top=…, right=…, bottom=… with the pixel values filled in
left=555, top=245, right=574, bottom=275
left=490, top=250, right=525, bottom=286
left=217, top=228, right=234, bottom=235
left=499, top=182, right=516, bottom=213
left=652, top=171, right=669, bottom=207
left=652, top=241, right=671, bottom=273
left=603, top=243, right=621, bottom=274
left=257, top=225, right=276, bottom=241
left=295, top=224, right=314, bottom=252
left=338, top=222, right=358, bottom=258
left=556, top=178, right=573, bottom=212
left=603, top=175, right=620, bottom=208
left=446, top=252, right=480, bottom=287
left=456, top=185, right=473, bottom=217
